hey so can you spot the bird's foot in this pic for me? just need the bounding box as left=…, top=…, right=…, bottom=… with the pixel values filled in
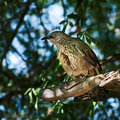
left=76, top=74, right=86, bottom=79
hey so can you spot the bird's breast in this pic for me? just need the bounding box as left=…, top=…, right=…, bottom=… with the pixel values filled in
left=58, top=48, right=93, bottom=77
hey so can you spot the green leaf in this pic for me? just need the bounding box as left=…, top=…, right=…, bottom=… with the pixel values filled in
left=39, top=72, right=46, bottom=81
left=59, top=20, right=67, bottom=24
left=35, top=96, right=39, bottom=110
left=86, top=36, right=91, bottom=44
left=62, top=24, right=67, bottom=32
left=32, top=88, right=37, bottom=96
left=24, top=88, right=32, bottom=95
left=36, top=88, right=40, bottom=95
left=67, top=13, right=79, bottom=19
left=28, top=92, right=33, bottom=104
left=43, top=81, right=49, bottom=89
left=85, top=33, right=97, bottom=44
left=68, top=21, right=73, bottom=27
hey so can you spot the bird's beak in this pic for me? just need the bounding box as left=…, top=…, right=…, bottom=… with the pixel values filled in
left=41, top=36, right=49, bottom=40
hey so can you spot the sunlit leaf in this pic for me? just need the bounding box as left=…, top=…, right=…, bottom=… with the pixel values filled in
left=35, top=97, right=39, bottom=110
left=32, top=88, right=37, bottom=96
left=28, top=92, right=33, bottom=104
left=24, top=88, right=32, bottom=95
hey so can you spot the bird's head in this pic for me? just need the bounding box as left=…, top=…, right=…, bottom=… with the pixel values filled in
left=41, top=31, right=69, bottom=46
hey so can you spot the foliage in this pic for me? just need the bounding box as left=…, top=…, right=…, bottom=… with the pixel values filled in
left=0, top=0, right=120, bottom=119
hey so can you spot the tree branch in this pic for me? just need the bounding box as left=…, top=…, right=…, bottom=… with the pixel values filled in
left=100, top=53, right=120, bottom=65
left=0, top=0, right=32, bottom=64
left=40, top=69, right=120, bottom=102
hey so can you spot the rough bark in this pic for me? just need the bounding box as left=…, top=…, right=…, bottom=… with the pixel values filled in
left=40, top=69, right=120, bottom=101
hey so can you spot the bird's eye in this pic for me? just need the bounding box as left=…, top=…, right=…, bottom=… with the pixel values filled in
left=49, top=34, right=55, bottom=38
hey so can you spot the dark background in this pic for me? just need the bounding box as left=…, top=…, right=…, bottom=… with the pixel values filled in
left=0, top=0, right=120, bottom=119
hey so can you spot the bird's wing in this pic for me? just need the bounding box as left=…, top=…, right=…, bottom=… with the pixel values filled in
left=69, top=40, right=102, bottom=74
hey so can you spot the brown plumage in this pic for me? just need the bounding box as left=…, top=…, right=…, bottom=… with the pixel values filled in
left=41, top=31, right=102, bottom=78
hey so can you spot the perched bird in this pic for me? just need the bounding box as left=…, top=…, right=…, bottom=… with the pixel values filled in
left=41, top=31, right=102, bottom=78
left=41, top=31, right=106, bottom=101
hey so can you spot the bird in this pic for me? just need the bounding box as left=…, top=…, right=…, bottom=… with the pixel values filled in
left=41, top=31, right=102, bottom=78
left=41, top=31, right=106, bottom=101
